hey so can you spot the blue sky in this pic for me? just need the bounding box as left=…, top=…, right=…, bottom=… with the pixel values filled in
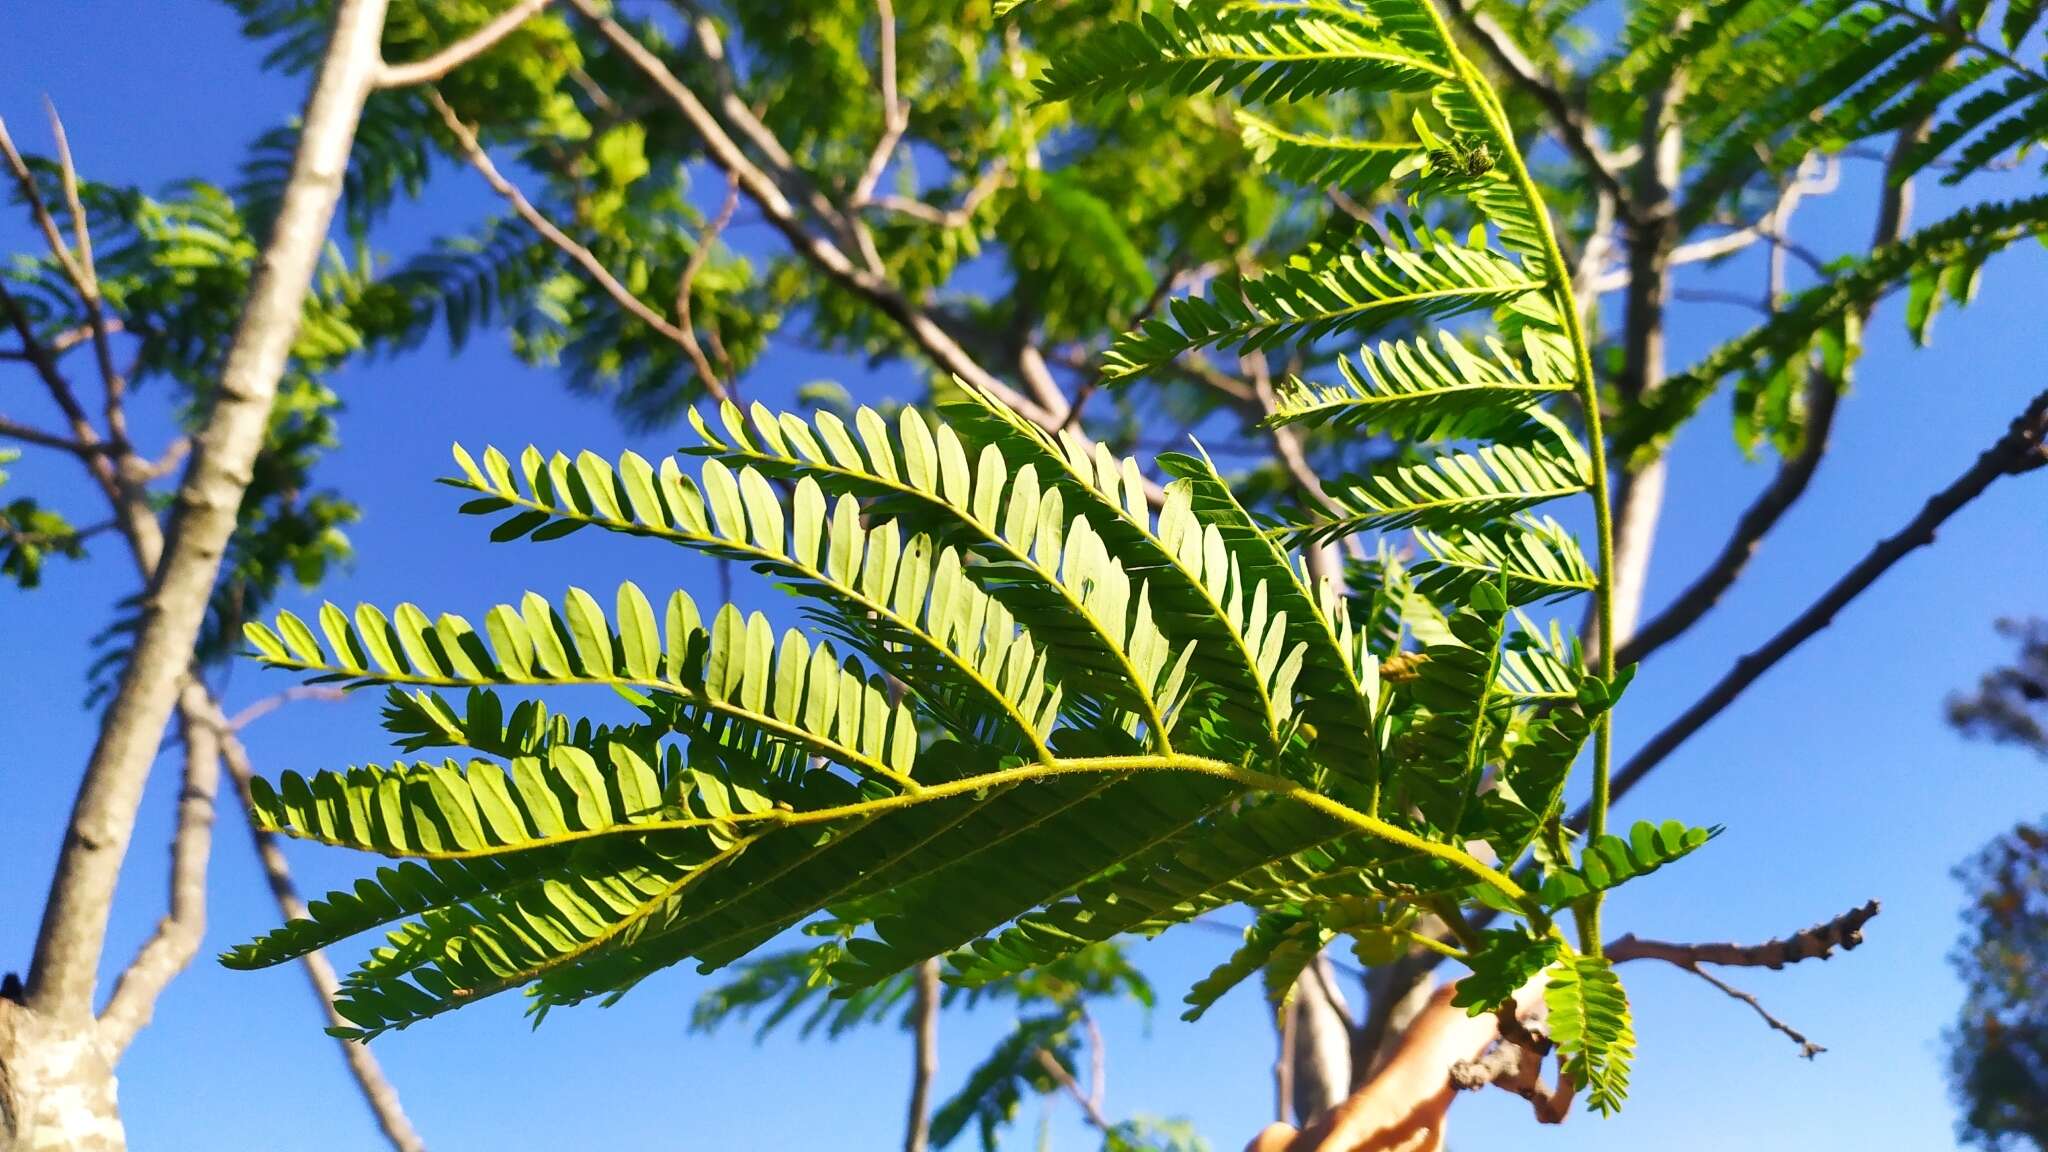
left=3, top=4, right=2045, bottom=1150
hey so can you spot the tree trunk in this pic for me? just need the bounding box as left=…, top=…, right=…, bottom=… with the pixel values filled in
left=1286, top=957, right=1355, bottom=1126
left=0, top=3, right=389, bottom=1145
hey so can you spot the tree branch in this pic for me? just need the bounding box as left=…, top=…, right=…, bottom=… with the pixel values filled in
left=1035, top=1046, right=1113, bottom=1132
left=1607, top=900, right=1880, bottom=1059
left=96, top=684, right=220, bottom=1054
left=1597, top=390, right=2048, bottom=815
left=1619, top=377, right=1839, bottom=666
left=674, top=174, right=741, bottom=398
left=23, top=0, right=390, bottom=1020
left=1607, top=899, right=1881, bottom=971
left=0, top=414, right=101, bottom=457
left=374, top=0, right=554, bottom=89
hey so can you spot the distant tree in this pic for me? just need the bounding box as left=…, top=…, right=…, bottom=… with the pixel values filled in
left=1949, top=620, right=2048, bottom=1151
left=1950, top=821, right=2048, bottom=1151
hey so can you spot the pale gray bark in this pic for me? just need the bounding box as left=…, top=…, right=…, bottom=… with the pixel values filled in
left=1286, top=957, right=1355, bottom=1126
left=903, top=959, right=940, bottom=1152
left=1, top=3, right=390, bottom=1146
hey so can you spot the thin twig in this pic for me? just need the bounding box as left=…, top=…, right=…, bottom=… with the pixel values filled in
left=1035, top=1046, right=1113, bottom=1132
left=425, top=87, right=732, bottom=403
left=43, top=102, right=132, bottom=452
left=871, top=159, right=1007, bottom=229
left=852, top=0, right=909, bottom=207
left=227, top=684, right=349, bottom=732
left=677, top=175, right=741, bottom=397
left=0, top=414, right=101, bottom=456
left=375, top=0, right=554, bottom=89
left=1684, top=964, right=1825, bottom=1059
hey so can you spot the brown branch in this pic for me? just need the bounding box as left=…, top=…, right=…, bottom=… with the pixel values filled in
left=903, top=958, right=939, bottom=1152
left=1619, top=378, right=1839, bottom=665
left=1616, top=100, right=1933, bottom=666
left=1690, top=966, right=1825, bottom=1059
left=1448, top=1005, right=1572, bottom=1123
left=1607, top=899, right=1881, bottom=971
left=1607, top=901, right=1878, bottom=1060
left=1599, top=389, right=2048, bottom=813
left=871, top=159, right=1008, bottom=229
left=96, top=684, right=220, bottom=1054
left=0, top=112, right=92, bottom=292
left=425, top=87, right=733, bottom=403
left=218, top=727, right=427, bottom=1152
left=374, top=0, right=554, bottom=89
left=0, top=414, right=101, bottom=457
left=227, top=684, right=348, bottom=732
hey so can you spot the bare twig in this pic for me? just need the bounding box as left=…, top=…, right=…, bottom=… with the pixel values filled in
left=1597, top=390, right=2048, bottom=813
left=375, top=0, right=554, bottom=89
left=677, top=175, right=741, bottom=397
left=871, top=159, right=1007, bottom=229
left=1035, top=1046, right=1113, bottom=1132
left=1694, top=966, right=1824, bottom=1058
left=425, top=88, right=733, bottom=402
left=1607, top=901, right=1879, bottom=1059
left=1608, top=900, right=1881, bottom=971
left=0, top=414, right=101, bottom=457
left=1619, top=379, right=1839, bottom=666
left=42, top=102, right=132, bottom=453
left=227, top=684, right=349, bottom=732
left=852, top=0, right=909, bottom=207
left=0, top=112, right=92, bottom=291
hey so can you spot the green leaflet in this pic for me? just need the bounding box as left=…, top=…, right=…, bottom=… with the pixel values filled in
left=1537, top=820, right=1722, bottom=909
left=1547, top=954, right=1636, bottom=1115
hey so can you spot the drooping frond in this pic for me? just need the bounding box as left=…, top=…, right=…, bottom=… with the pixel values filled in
left=1547, top=955, right=1636, bottom=1115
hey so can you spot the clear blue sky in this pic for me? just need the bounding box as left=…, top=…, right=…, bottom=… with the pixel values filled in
left=3, top=4, right=2044, bottom=1149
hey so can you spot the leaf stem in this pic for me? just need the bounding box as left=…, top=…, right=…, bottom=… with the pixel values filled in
left=257, top=750, right=1533, bottom=910
left=1422, top=0, right=1618, bottom=954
